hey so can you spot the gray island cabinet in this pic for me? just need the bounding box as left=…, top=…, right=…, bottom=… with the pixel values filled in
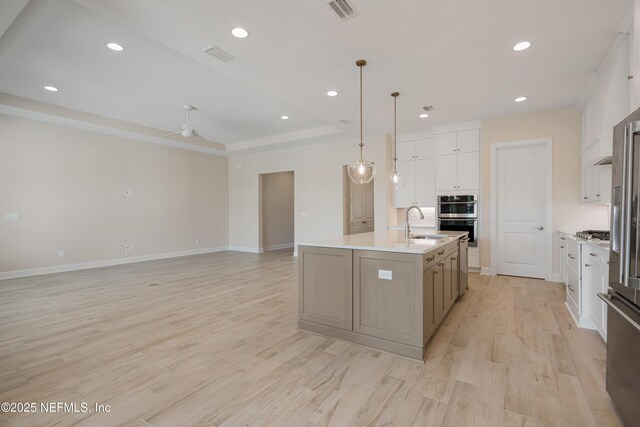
left=298, top=230, right=467, bottom=360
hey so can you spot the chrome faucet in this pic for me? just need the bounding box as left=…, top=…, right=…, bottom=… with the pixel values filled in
left=405, top=205, right=424, bottom=238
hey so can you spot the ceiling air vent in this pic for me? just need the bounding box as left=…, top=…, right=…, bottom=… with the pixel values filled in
left=327, top=0, right=358, bottom=21
left=423, top=106, right=435, bottom=112
left=202, top=45, right=234, bottom=62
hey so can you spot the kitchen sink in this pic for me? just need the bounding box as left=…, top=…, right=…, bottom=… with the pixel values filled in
left=410, top=234, right=447, bottom=240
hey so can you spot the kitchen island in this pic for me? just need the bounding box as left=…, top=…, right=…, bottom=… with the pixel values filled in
left=298, top=230, right=468, bottom=360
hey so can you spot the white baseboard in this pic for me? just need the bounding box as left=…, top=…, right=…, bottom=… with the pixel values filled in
left=262, top=243, right=294, bottom=252
left=0, top=246, right=228, bottom=281
left=227, top=246, right=262, bottom=253
left=480, top=267, right=495, bottom=276
left=547, top=274, right=563, bottom=283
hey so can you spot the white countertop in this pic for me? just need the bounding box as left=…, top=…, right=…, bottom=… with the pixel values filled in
left=299, top=230, right=467, bottom=255
left=559, top=231, right=610, bottom=252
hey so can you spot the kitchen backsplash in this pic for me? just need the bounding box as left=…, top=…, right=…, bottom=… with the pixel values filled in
left=396, top=207, right=436, bottom=227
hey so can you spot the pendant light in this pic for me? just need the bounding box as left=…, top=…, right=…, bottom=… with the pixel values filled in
left=347, top=59, right=375, bottom=184
left=389, top=92, right=404, bottom=190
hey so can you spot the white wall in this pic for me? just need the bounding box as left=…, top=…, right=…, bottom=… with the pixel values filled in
left=480, top=108, right=609, bottom=276
left=229, top=136, right=389, bottom=252
left=260, top=171, right=294, bottom=250
left=0, top=114, right=229, bottom=275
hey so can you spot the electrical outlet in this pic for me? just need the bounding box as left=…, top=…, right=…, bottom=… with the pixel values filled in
left=59, top=250, right=66, bottom=258
left=378, top=270, right=393, bottom=280
left=124, top=244, right=133, bottom=256
left=4, top=212, right=19, bottom=221
left=124, top=189, right=134, bottom=196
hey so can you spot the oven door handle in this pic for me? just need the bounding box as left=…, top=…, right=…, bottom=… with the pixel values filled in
left=598, top=293, right=640, bottom=332
left=437, top=201, right=478, bottom=205
left=438, top=218, right=477, bottom=222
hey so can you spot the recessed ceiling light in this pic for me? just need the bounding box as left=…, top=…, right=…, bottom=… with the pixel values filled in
left=514, top=96, right=528, bottom=102
left=232, top=27, right=249, bottom=39
left=107, top=42, right=124, bottom=52
left=327, top=90, right=338, bottom=97
left=513, top=41, right=531, bottom=51
left=281, top=115, right=289, bottom=120
left=44, top=86, right=58, bottom=92
left=419, top=113, right=429, bottom=118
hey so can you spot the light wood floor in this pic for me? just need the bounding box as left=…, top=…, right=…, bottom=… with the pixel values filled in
left=0, top=250, right=623, bottom=427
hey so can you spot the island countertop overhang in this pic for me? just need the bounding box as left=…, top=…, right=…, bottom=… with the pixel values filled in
left=298, top=230, right=468, bottom=255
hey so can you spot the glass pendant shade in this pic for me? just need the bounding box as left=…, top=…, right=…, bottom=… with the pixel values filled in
left=348, top=159, right=375, bottom=184
left=348, top=59, right=376, bottom=185
left=389, top=170, right=404, bottom=190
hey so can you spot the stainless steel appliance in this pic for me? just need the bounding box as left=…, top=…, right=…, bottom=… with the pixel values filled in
left=603, top=107, right=640, bottom=427
left=575, top=230, right=610, bottom=240
left=437, top=195, right=478, bottom=218
left=437, top=195, right=478, bottom=247
left=458, top=236, right=469, bottom=295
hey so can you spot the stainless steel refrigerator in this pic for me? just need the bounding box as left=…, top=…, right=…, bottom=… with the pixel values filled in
left=605, top=107, right=640, bottom=427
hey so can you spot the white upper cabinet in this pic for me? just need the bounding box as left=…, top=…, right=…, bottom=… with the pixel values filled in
left=456, top=130, right=480, bottom=153
left=415, top=138, right=436, bottom=159
left=415, top=158, right=436, bottom=206
left=397, top=138, right=435, bottom=161
left=436, top=130, right=479, bottom=155
left=582, top=35, right=630, bottom=163
left=435, top=133, right=457, bottom=155
left=435, top=154, right=457, bottom=192
left=434, top=129, right=480, bottom=192
left=393, top=138, right=436, bottom=208
left=393, top=160, right=416, bottom=208
left=396, top=141, right=416, bottom=162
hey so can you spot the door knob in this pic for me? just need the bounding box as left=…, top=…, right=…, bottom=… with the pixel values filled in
left=535, top=226, right=544, bottom=230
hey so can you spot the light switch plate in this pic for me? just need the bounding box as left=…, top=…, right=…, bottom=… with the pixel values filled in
left=378, top=270, right=393, bottom=280
left=4, top=212, right=19, bottom=221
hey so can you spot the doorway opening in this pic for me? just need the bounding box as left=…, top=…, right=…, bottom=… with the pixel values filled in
left=343, top=166, right=375, bottom=235
left=490, top=138, right=552, bottom=279
left=259, top=171, right=294, bottom=253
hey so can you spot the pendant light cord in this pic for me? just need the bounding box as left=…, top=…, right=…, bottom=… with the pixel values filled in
left=359, top=62, right=364, bottom=162
left=393, top=94, right=397, bottom=172
left=391, top=92, right=399, bottom=173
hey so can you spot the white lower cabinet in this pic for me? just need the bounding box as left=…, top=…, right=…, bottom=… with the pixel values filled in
left=558, top=231, right=609, bottom=341
left=583, top=247, right=609, bottom=341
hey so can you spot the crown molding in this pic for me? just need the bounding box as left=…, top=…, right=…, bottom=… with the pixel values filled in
left=0, top=104, right=227, bottom=157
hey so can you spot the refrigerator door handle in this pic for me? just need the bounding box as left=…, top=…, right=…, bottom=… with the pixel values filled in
left=622, top=124, right=634, bottom=285
left=598, top=292, right=640, bottom=332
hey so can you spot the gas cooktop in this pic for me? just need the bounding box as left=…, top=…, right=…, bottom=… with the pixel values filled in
left=575, top=230, right=610, bottom=241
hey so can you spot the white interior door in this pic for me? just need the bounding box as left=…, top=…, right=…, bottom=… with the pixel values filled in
left=350, top=180, right=374, bottom=234
left=496, top=143, right=548, bottom=278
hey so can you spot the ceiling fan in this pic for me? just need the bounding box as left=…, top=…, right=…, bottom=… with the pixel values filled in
left=161, top=105, right=200, bottom=138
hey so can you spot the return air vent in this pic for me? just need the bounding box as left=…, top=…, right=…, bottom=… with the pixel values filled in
left=327, top=0, right=358, bottom=21
left=202, top=45, right=234, bottom=62
left=422, top=105, right=435, bottom=112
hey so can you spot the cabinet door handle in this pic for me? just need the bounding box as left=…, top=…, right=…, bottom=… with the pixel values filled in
left=568, top=285, right=575, bottom=292
left=585, top=264, right=590, bottom=267
left=568, top=254, right=575, bottom=259
left=438, top=250, right=445, bottom=255
left=425, top=256, right=434, bottom=262
left=589, top=253, right=597, bottom=257
left=560, top=236, right=566, bottom=240
left=560, top=245, right=565, bottom=248
left=451, top=257, right=457, bottom=261
left=433, top=270, right=439, bottom=276
left=583, top=196, right=588, bottom=199
left=438, top=262, right=444, bottom=267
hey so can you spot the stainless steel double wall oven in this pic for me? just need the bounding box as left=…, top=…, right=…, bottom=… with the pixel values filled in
left=437, top=195, right=477, bottom=247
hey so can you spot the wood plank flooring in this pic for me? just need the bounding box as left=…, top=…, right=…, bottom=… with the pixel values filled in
left=0, top=250, right=623, bottom=426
